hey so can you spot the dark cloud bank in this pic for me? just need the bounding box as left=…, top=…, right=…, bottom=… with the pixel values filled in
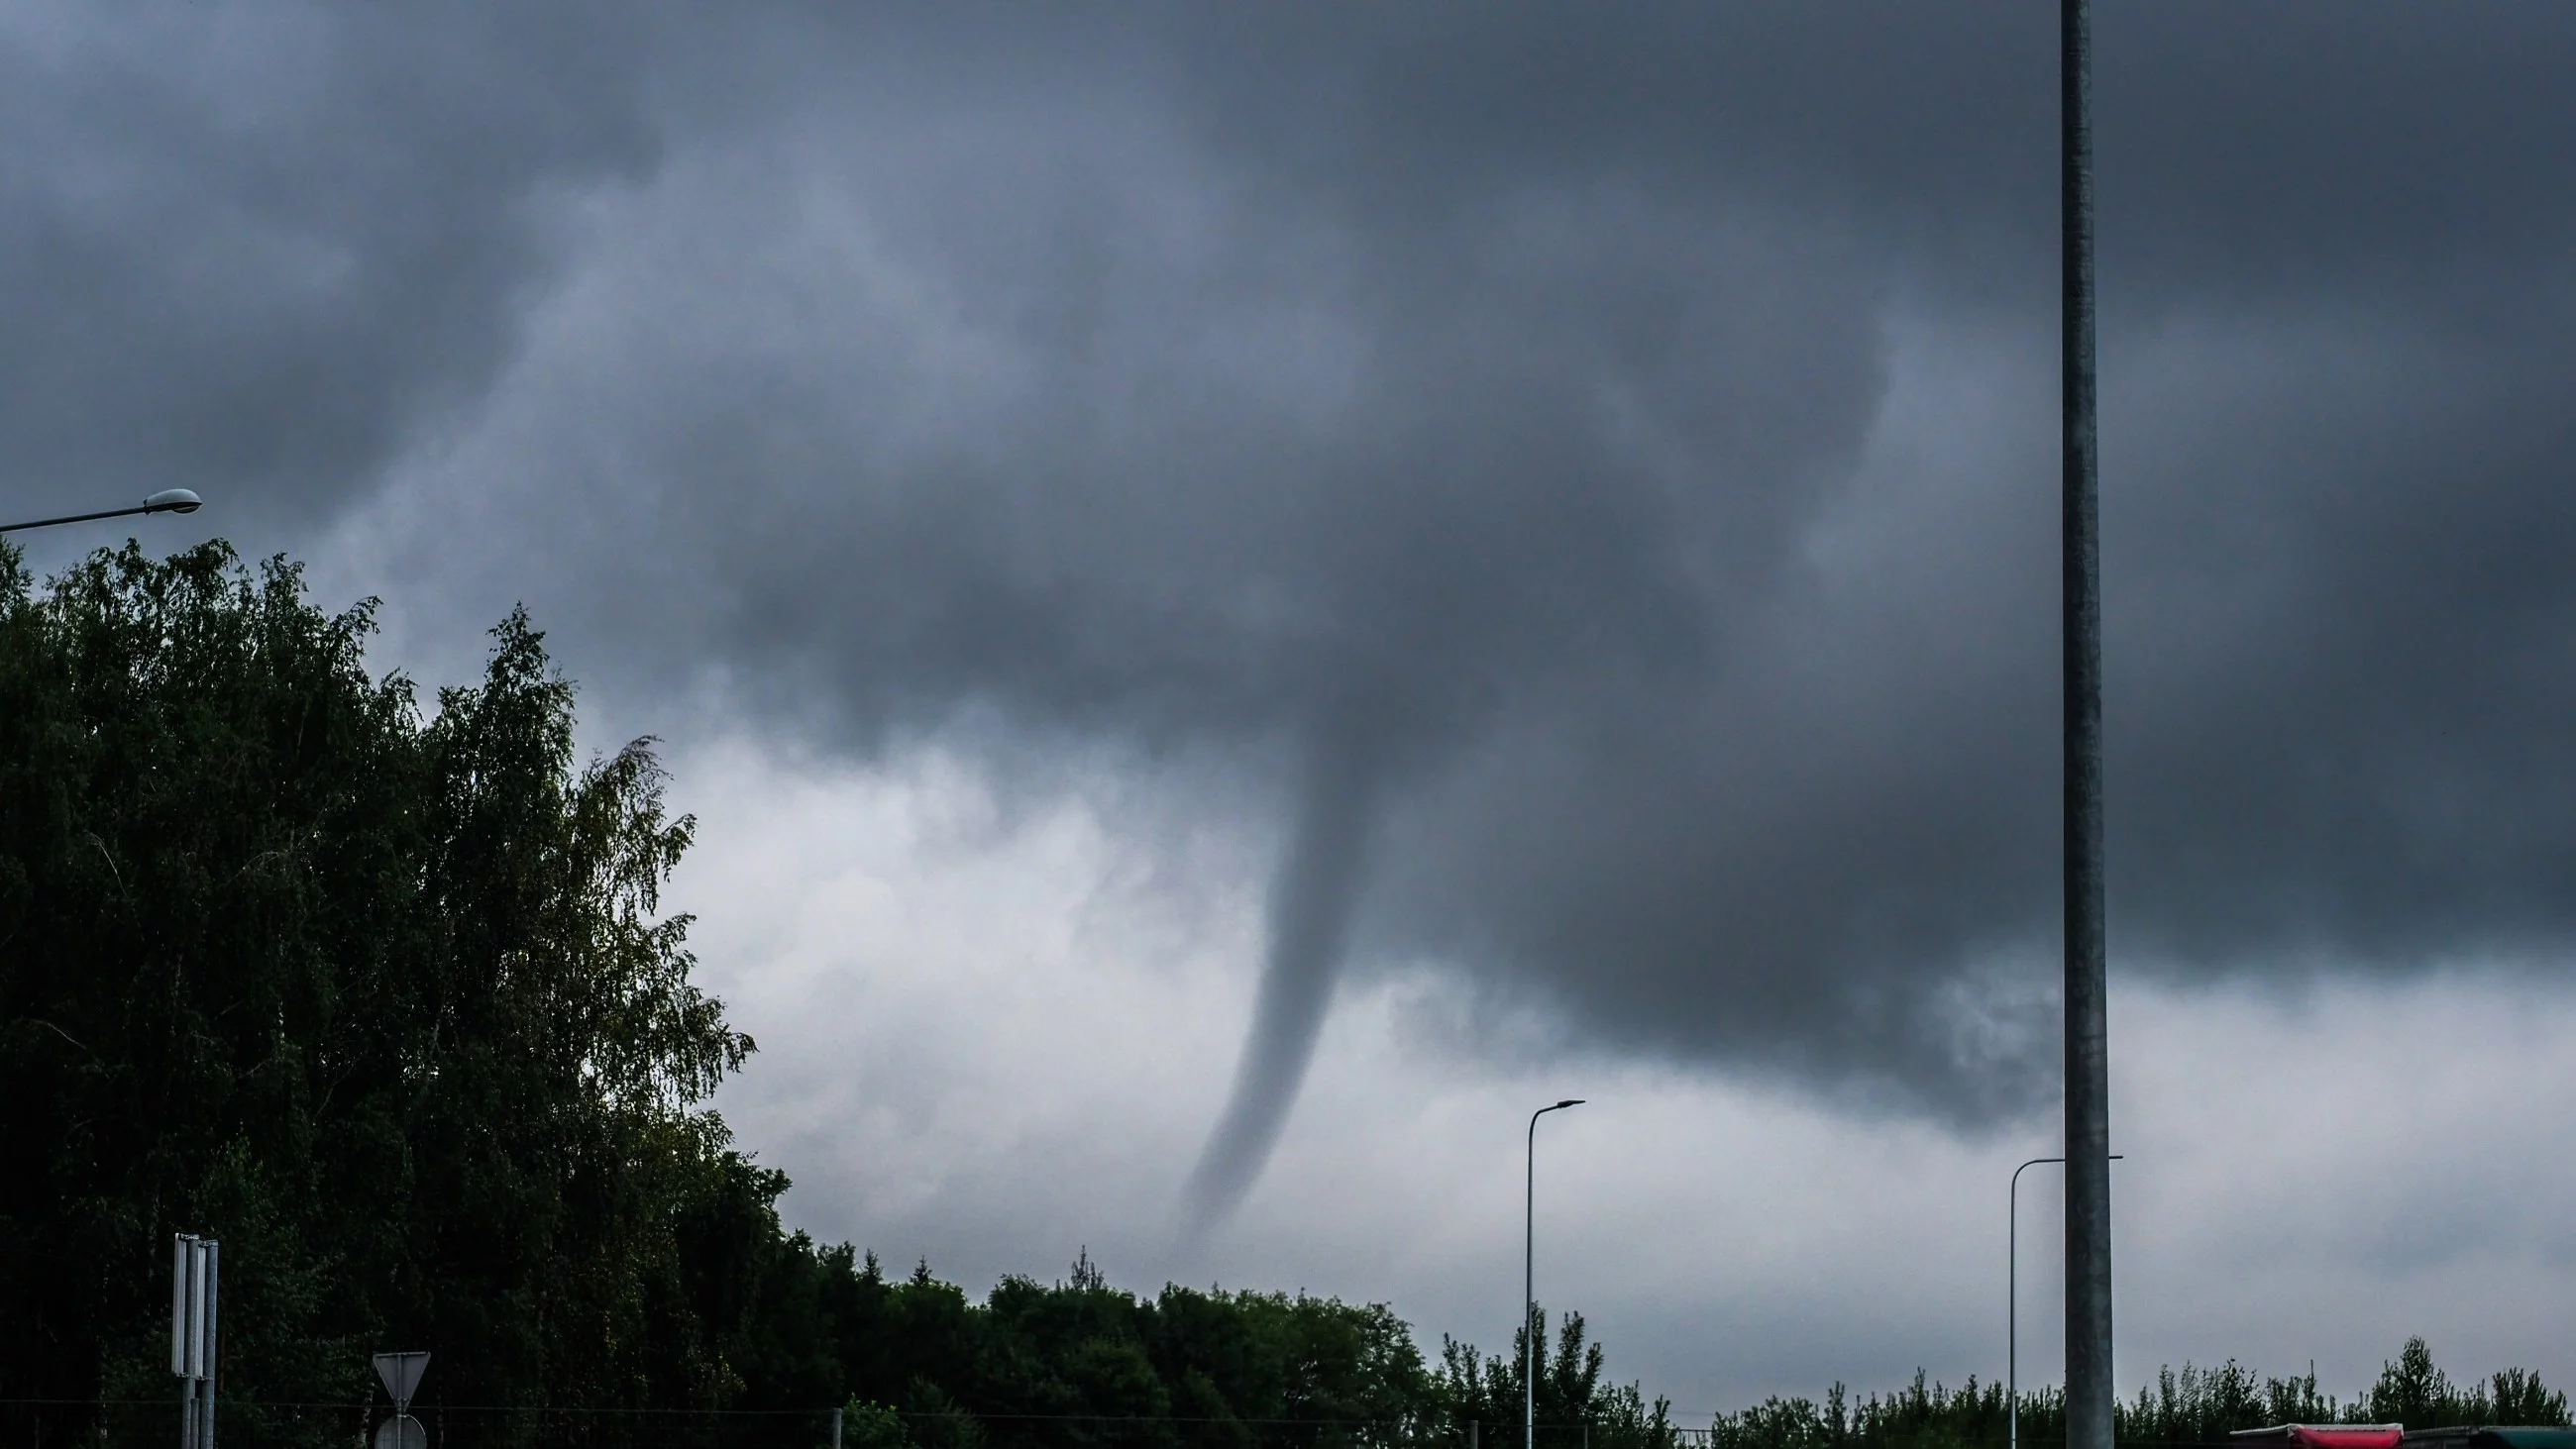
left=10, top=3, right=2576, bottom=1214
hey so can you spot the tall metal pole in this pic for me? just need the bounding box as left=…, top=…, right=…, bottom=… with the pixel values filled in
left=1525, top=1100, right=1583, bottom=1449
left=201, top=1240, right=219, bottom=1449
left=2009, top=1157, right=2057, bottom=1449
left=2060, top=3, right=2111, bottom=1448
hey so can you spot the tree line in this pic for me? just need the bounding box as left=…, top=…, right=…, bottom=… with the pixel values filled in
left=0, top=546, right=2562, bottom=1449
left=1711, top=1338, right=2568, bottom=1449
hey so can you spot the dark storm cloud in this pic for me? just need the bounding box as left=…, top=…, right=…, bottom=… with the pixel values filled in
left=13, top=3, right=2576, bottom=1183
left=0, top=2, right=666, bottom=532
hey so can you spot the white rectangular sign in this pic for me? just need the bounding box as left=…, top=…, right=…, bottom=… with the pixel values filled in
left=170, top=1235, right=219, bottom=1383
left=170, top=1238, right=189, bottom=1377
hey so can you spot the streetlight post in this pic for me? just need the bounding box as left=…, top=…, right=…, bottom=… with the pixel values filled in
left=2010, top=1154, right=2121, bottom=1449
left=1526, top=1099, right=1584, bottom=1449
left=0, top=488, right=204, bottom=536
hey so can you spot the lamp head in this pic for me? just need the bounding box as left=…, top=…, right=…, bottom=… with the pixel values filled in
left=143, top=488, right=203, bottom=515
left=1556, top=1098, right=1584, bottom=1109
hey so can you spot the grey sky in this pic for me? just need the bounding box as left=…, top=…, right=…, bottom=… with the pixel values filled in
left=664, top=745, right=2576, bottom=1412
left=8, top=0, right=2576, bottom=1400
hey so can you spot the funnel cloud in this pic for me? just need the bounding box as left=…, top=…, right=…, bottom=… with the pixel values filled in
left=1183, top=730, right=1381, bottom=1228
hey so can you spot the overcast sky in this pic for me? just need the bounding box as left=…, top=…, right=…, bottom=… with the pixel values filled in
left=9, top=0, right=2576, bottom=1416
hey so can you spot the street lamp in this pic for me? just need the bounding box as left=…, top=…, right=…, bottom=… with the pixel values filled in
left=1, top=488, right=204, bottom=535
left=1526, top=1098, right=1584, bottom=1449
left=2010, top=1153, right=2122, bottom=1449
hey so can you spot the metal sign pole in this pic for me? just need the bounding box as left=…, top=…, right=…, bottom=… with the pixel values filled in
left=203, top=1241, right=220, bottom=1449
left=177, top=1235, right=196, bottom=1449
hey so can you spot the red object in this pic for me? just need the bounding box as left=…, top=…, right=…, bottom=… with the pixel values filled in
left=2284, top=1430, right=2405, bottom=1449
left=2233, top=1428, right=2407, bottom=1449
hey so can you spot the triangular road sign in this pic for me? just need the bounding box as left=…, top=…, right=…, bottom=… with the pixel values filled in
left=372, top=1352, right=430, bottom=1405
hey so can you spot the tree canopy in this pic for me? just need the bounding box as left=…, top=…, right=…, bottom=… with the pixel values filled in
left=0, top=541, right=757, bottom=1421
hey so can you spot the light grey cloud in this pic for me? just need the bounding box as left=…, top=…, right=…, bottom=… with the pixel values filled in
left=663, top=741, right=2576, bottom=1412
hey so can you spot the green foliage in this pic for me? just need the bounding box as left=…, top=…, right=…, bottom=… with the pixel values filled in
left=843, top=1400, right=912, bottom=1449
left=1430, top=1310, right=1676, bottom=1449
left=2121, top=1360, right=2331, bottom=1443
left=2359, top=1340, right=2570, bottom=1431
left=1707, top=1340, right=2567, bottom=1449
left=1709, top=1372, right=2019, bottom=1449
left=2484, top=1370, right=2570, bottom=1429
left=0, top=542, right=757, bottom=1419
left=784, top=1249, right=1451, bottom=1449
left=2366, top=1339, right=2458, bottom=1429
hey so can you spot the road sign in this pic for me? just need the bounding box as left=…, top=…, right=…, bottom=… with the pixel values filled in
left=170, top=1236, right=220, bottom=1449
left=373, top=1417, right=427, bottom=1449
left=170, top=1237, right=218, bottom=1381
left=372, top=1352, right=430, bottom=1407
left=170, top=1238, right=189, bottom=1377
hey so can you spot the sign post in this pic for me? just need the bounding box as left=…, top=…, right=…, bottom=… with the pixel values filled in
left=170, top=1236, right=220, bottom=1449
left=373, top=1352, right=431, bottom=1449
